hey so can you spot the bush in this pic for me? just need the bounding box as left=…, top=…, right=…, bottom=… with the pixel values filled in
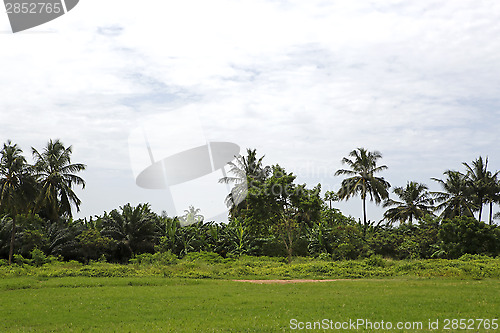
left=439, top=217, right=500, bottom=258
left=31, top=248, right=47, bottom=267
left=183, top=251, right=223, bottom=263
left=365, top=255, right=385, bottom=267
left=254, top=238, right=287, bottom=257
left=13, top=254, right=31, bottom=265
left=129, top=251, right=178, bottom=266
left=458, top=253, right=492, bottom=261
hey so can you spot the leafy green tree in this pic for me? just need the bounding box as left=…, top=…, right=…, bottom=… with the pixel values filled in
left=307, top=221, right=366, bottom=260
left=0, top=216, right=14, bottom=258
left=432, top=170, right=476, bottom=219
left=335, top=148, right=391, bottom=226
left=438, top=216, right=500, bottom=258
left=265, top=165, right=322, bottom=263
left=32, top=139, right=86, bottom=221
left=76, top=229, right=114, bottom=263
left=383, top=181, right=434, bottom=224
left=15, top=214, right=49, bottom=257
left=0, top=141, right=37, bottom=264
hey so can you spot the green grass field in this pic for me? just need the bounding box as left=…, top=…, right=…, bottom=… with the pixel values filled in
left=0, top=277, right=498, bottom=332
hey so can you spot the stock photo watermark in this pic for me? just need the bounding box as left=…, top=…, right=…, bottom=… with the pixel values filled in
left=128, top=108, right=243, bottom=220
left=3, top=0, right=79, bottom=33
left=289, top=318, right=499, bottom=330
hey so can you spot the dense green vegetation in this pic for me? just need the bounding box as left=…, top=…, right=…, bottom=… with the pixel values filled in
left=1, top=253, right=499, bottom=280
left=0, top=276, right=498, bottom=332
left=1, top=140, right=499, bottom=332
left=1, top=142, right=500, bottom=265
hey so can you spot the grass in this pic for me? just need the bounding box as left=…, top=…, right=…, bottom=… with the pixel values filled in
left=0, top=277, right=498, bottom=332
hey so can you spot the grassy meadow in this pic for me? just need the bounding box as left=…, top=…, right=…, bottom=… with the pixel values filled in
left=0, top=277, right=498, bottom=332
left=0, top=255, right=499, bottom=332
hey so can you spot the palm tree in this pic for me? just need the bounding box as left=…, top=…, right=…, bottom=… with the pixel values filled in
left=462, top=156, right=497, bottom=222
left=32, top=139, right=86, bottom=221
left=0, top=141, right=37, bottom=264
left=486, top=174, right=500, bottom=225
left=324, top=190, right=339, bottom=210
left=431, top=170, right=476, bottom=219
left=334, top=148, right=391, bottom=226
left=100, top=203, right=158, bottom=259
left=219, top=148, right=270, bottom=215
left=383, top=181, right=434, bottom=224
left=180, top=205, right=204, bottom=227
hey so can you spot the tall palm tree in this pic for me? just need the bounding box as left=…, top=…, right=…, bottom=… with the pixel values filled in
left=324, top=190, right=339, bottom=210
left=0, top=141, right=37, bottom=264
left=431, top=170, right=476, bottom=219
left=485, top=172, right=500, bottom=225
left=334, top=148, right=391, bottom=226
left=219, top=148, right=270, bottom=214
left=32, top=139, right=86, bottom=221
left=462, top=156, right=497, bottom=222
left=383, top=181, right=434, bottom=224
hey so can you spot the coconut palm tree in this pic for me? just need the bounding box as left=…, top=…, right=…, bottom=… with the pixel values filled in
left=383, top=181, right=435, bottom=224
left=334, top=148, right=391, bottom=226
left=462, top=156, right=497, bottom=222
left=32, top=139, right=86, bottom=221
left=484, top=172, right=500, bottom=225
left=0, top=141, right=37, bottom=264
left=324, top=190, right=339, bottom=210
left=431, top=170, right=477, bottom=219
left=219, top=148, right=270, bottom=215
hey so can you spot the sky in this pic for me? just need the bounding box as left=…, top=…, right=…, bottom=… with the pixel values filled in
left=1, top=0, right=500, bottom=223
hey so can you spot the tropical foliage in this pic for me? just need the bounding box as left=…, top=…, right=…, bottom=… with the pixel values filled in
left=32, top=139, right=86, bottom=221
left=383, top=181, right=434, bottom=224
left=1, top=142, right=500, bottom=265
left=335, top=148, right=391, bottom=226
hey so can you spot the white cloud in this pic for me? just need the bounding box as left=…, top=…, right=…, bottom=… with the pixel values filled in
left=1, top=0, right=500, bottom=220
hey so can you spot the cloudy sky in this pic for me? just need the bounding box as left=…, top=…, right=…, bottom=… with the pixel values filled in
left=1, top=0, right=500, bottom=222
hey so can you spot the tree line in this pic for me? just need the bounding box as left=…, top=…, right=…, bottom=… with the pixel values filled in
left=1, top=141, right=499, bottom=265
left=0, top=139, right=85, bottom=264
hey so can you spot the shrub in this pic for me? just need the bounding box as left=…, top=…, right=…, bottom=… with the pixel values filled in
left=439, top=217, right=500, bottom=258
left=458, top=254, right=492, bottom=261
left=183, top=251, right=223, bottom=263
left=365, top=255, right=385, bottom=267
left=30, top=248, right=47, bottom=267
left=130, top=251, right=178, bottom=266
left=13, top=254, right=31, bottom=266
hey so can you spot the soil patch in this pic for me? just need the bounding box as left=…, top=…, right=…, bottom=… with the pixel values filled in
left=233, top=279, right=346, bottom=284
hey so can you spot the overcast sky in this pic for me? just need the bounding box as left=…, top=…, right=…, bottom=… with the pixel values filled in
left=1, top=0, right=500, bottom=222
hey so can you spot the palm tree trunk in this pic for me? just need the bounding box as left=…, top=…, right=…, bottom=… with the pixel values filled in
left=8, top=215, right=16, bottom=265
left=489, top=201, right=493, bottom=225
left=478, top=204, right=483, bottom=222
left=362, top=196, right=367, bottom=226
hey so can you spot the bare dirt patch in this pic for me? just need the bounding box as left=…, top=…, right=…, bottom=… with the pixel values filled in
left=233, top=279, right=346, bottom=284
